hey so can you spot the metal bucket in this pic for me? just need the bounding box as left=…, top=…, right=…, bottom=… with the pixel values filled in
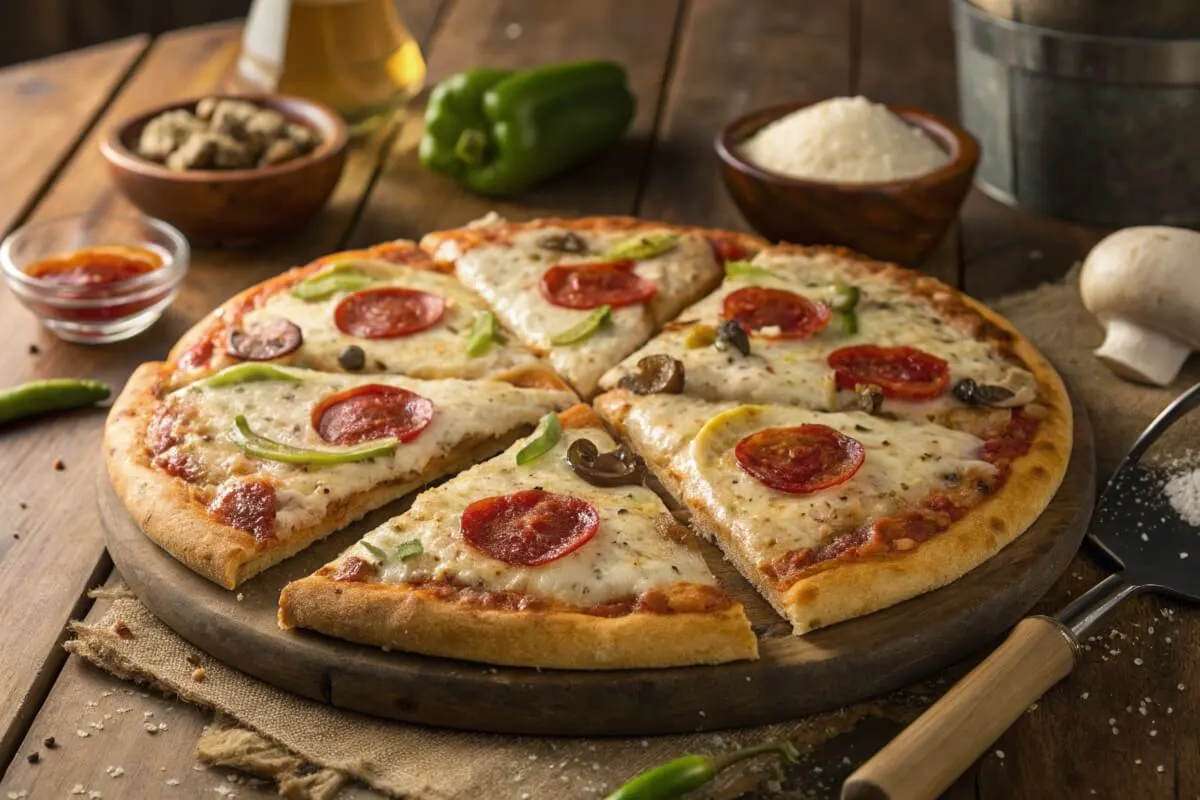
left=953, top=0, right=1200, bottom=226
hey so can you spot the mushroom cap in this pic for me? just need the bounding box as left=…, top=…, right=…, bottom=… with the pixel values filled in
left=1080, top=226, right=1200, bottom=350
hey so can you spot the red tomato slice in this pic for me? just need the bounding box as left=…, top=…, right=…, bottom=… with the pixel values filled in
left=312, top=385, right=434, bottom=445
left=721, top=287, right=831, bottom=339
left=539, top=261, right=657, bottom=310
left=734, top=425, right=866, bottom=495
left=460, top=489, right=600, bottom=566
left=334, top=287, right=445, bottom=339
left=827, top=345, right=950, bottom=400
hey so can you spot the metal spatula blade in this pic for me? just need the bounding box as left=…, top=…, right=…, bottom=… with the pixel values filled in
left=844, top=382, right=1200, bottom=800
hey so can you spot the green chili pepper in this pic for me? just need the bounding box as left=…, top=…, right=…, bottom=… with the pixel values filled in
left=231, top=415, right=397, bottom=465
left=515, top=412, right=561, bottom=465
left=833, top=310, right=858, bottom=336
left=465, top=310, right=504, bottom=356
left=396, top=539, right=423, bottom=560
left=361, top=541, right=388, bottom=562
left=291, top=263, right=378, bottom=301
left=605, top=740, right=799, bottom=800
left=0, top=378, right=110, bottom=425
left=830, top=279, right=860, bottom=312
left=419, top=61, right=636, bottom=196
left=724, top=260, right=775, bottom=280
left=550, top=305, right=612, bottom=346
left=602, top=232, right=679, bottom=261
left=197, top=363, right=302, bottom=389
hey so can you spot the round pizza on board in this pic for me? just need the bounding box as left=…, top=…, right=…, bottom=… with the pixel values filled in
left=420, top=216, right=766, bottom=396
left=101, top=216, right=1071, bottom=671
left=279, top=405, right=758, bottom=669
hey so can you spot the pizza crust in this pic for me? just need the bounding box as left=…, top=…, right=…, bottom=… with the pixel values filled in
left=104, top=363, right=545, bottom=589
left=595, top=291, right=1073, bottom=634
left=277, top=577, right=758, bottom=669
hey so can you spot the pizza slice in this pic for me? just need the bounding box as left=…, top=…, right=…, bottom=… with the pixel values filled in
left=595, top=390, right=1070, bottom=634
left=167, top=240, right=539, bottom=389
left=278, top=405, right=758, bottom=669
left=421, top=216, right=765, bottom=396
left=105, top=361, right=576, bottom=588
left=599, top=244, right=1042, bottom=429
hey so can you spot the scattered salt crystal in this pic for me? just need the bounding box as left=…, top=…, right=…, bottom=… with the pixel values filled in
left=76, top=730, right=90, bottom=738
left=1081, top=692, right=1089, bottom=700
left=70, top=786, right=86, bottom=796
left=86, top=701, right=98, bottom=708
left=1134, top=658, right=1144, bottom=666
left=166, top=780, right=180, bottom=787
left=1157, top=765, right=1165, bottom=773
left=995, top=750, right=1005, bottom=759
left=1164, top=467, right=1200, bottom=526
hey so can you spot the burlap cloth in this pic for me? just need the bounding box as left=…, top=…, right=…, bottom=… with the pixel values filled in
left=67, top=271, right=1200, bottom=799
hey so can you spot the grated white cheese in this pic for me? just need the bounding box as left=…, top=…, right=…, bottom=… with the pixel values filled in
left=740, top=96, right=949, bottom=183
left=1164, top=467, right=1200, bottom=526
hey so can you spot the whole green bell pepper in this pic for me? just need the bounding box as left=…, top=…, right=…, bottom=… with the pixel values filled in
left=418, top=60, right=636, bottom=196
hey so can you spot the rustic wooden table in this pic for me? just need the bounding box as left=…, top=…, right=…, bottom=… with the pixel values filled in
left=0, top=2, right=1191, bottom=798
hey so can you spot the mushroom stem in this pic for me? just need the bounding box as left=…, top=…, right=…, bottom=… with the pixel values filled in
left=1093, top=317, right=1192, bottom=387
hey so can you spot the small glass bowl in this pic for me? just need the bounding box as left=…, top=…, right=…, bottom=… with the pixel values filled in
left=1, top=214, right=189, bottom=343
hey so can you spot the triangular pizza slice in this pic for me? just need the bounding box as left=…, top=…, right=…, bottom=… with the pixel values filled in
left=595, top=391, right=1068, bottom=634
left=278, top=405, right=758, bottom=669
left=105, top=361, right=576, bottom=588
left=167, top=240, right=539, bottom=389
left=422, top=217, right=765, bottom=396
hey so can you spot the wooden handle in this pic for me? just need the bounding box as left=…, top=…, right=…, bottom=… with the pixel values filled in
left=842, top=616, right=1078, bottom=800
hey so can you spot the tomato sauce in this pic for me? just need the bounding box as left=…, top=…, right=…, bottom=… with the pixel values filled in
left=23, top=245, right=167, bottom=322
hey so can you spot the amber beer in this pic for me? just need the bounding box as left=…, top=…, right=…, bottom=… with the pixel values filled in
left=238, top=0, right=427, bottom=133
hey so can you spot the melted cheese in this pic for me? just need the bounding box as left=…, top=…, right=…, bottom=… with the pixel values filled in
left=340, top=426, right=717, bottom=607
left=600, top=248, right=1037, bottom=417
left=438, top=227, right=722, bottom=396
left=161, top=368, right=575, bottom=535
left=612, top=395, right=995, bottom=565
left=243, top=259, right=538, bottom=379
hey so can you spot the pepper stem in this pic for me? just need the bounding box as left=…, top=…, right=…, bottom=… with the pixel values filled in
left=454, top=129, right=489, bottom=165
left=709, top=740, right=801, bottom=774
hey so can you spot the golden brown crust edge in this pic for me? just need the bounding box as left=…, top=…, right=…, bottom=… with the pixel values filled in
left=594, top=293, right=1073, bottom=634
left=104, top=363, right=534, bottom=589
left=278, top=575, right=758, bottom=670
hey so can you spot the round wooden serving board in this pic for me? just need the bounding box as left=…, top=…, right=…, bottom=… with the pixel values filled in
left=101, top=392, right=1094, bottom=737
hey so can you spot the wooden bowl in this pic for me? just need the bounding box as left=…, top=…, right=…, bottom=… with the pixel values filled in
left=716, top=101, right=980, bottom=265
left=101, top=94, right=349, bottom=248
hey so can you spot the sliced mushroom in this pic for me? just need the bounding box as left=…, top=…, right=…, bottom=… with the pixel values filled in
left=854, top=383, right=885, bottom=414
left=618, top=354, right=685, bottom=395
left=536, top=231, right=589, bottom=254
left=566, top=438, right=646, bottom=487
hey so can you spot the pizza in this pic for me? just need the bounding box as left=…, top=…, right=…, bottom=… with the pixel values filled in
left=278, top=405, right=758, bottom=668
left=600, top=245, right=1039, bottom=425
left=167, top=240, right=540, bottom=389
left=421, top=216, right=765, bottom=396
left=105, top=361, right=575, bottom=588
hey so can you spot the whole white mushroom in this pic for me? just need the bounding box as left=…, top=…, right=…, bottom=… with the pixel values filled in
left=1080, top=226, right=1200, bottom=386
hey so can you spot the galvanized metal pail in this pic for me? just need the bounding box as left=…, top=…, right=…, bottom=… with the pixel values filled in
left=953, top=0, right=1200, bottom=226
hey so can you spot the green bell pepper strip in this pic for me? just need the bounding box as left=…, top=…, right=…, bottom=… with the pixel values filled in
left=604, top=740, right=800, bottom=800
left=465, top=310, right=503, bottom=356
left=515, top=412, right=561, bottom=465
left=419, top=60, right=636, bottom=196
left=724, top=260, right=775, bottom=280
left=833, top=310, right=859, bottom=336
left=830, top=279, right=860, bottom=312
left=550, top=305, right=612, bottom=346
left=0, top=378, right=110, bottom=425
left=291, top=263, right=378, bottom=301
left=360, top=538, right=422, bottom=565
left=231, top=415, right=397, bottom=465
left=602, top=232, right=678, bottom=261
left=198, top=363, right=301, bottom=389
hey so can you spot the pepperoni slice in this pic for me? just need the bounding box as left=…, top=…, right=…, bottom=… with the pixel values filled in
left=539, top=261, right=657, bottom=310
left=721, top=287, right=831, bottom=339
left=460, top=489, right=600, bottom=566
left=334, top=287, right=445, bottom=339
left=827, top=345, right=950, bottom=400
left=225, top=318, right=303, bottom=361
left=707, top=235, right=752, bottom=265
left=734, top=425, right=866, bottom=495
left=210, top=479, right=276, bottom=543
left=312, top=384, right=434, bottom=445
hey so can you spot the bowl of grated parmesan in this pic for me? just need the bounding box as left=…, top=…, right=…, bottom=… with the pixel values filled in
left=716, top=96, right=979, bottom=265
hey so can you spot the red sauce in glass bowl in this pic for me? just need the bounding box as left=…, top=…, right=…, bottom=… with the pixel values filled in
left=22, top=245, right=168, bottom=322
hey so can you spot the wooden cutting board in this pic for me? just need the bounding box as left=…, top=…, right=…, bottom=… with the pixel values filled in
left=99, top=392, right=1094, bottom=737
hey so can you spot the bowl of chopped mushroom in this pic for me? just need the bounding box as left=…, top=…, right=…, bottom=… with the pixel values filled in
left=101, top=94, right=349, bottom=247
